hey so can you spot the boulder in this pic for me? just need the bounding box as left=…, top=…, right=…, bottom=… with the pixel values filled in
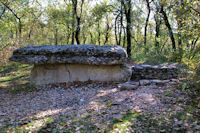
left=139, top=80, right=151, bottom=86
left=9, top=45, right=127, bottom=65
left=150, top=80, right=170, bottom=85
left=118, top=81, right=139, bottom=90
left=10, top=45, right=131, bottom=85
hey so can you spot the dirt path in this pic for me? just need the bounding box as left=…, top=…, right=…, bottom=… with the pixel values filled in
left=0, top=82, right=199, bottom=132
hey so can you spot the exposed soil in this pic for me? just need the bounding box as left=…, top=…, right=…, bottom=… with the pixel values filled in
left=1, top=81, right=199, bottom=132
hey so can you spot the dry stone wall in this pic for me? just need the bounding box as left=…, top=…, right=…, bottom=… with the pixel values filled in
left=131, top=64, right=181, bottom=81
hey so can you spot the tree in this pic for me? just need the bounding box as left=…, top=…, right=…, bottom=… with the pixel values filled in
left=71, top=0, right=84, bottom=44
left=0, top=4, right=6, bottom=20
left=160, top=2, right=176, bottom=51
left=144, top=0, right=151, bottom=45
left=121, top=0, right=132, bottom=57
left=0, top=0, right=30, bottom=43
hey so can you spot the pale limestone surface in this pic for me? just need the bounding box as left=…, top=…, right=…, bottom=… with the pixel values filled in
left=31, top=64, right=131, bottom=85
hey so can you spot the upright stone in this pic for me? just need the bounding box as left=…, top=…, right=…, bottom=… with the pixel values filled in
left=10, top=45, right=131, bottom=85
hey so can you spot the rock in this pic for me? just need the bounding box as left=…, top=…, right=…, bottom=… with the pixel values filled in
left=150, top=80, right=170, bottom=85
left=0, top=112, right=6, bottom=116
left=10, top=45, right=131, bottom=85
left=112, top=114, right=123, bottom=119
left=170, top=79, right=179, bottom=82
left=118, top=82, right=139, bottom=90
left=31, top=64, right=132, bottom=85
left=139, top=80, right=151, bottom=86
left=9, top=45, right=127, bottom=65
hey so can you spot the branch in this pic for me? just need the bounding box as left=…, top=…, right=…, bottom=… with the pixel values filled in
left=0, top=7, right=5, bottom=19
left=0, top=1, right=20, bottom=20
left=80, top=0, right=84, bottom=18
left=191, top=6, right=200, bottom=14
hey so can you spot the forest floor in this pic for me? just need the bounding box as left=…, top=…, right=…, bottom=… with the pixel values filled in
left=0, top=63, right=200, bottom=133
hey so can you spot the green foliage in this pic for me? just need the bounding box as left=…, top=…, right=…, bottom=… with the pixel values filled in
left=131, top=43, right=172, bottom=65
left=182, top=54, right=200, bottom=89
left=0, top=62, right=34, bottom=93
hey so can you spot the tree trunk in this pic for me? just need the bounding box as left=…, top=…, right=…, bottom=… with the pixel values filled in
left=75, top=17, right=80, bottom=44
left=71, top=11, right=75, bottom=44
left=72, top=0, right=84, bottom=44
left=160, top=5, right=176, bottom=51
left=0, top=7, right=5, bottom=19
left=154, top=12, right=161, bottom=47
left=82, top=31, right=87, bottom=44
left=71, top=1, right=76, bottom=44
left=144, top=0, right=151, bottom=45
left=55, top=27, right=58, bottom=45
left=104, top=16, right=110, bottom=45
left=122, top=0, right=132, bottom=57
left=98, top=22, right=101, bottom=45
left=90, top=32, right=94, bottom=44
left=119, top=8, right=123, bottom=46
left=28, top=29, right=32, bottom=39
left=66, top=26, right=71, bottom=44
left=126, top=7, right=132, bottom=57
left=114, top=14, right=120, bottom=45
left=123, top=26, right=126, bottom=48
left=18, top=19, right=22, bottom=43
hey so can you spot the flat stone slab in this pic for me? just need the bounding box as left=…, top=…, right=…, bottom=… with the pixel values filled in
left=118, top=81, right=139, bottom=90
left=9, top=45, right=127, bottom=65
left=31, top=64, right=131, bottom=85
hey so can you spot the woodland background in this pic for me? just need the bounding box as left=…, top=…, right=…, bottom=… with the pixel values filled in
left=0, top=0, right=200, bottom=88
left=0, top=0, right=200, bottom=132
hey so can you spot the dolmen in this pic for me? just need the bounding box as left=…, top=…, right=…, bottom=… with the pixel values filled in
left=9, top=44, right=132, bottom=85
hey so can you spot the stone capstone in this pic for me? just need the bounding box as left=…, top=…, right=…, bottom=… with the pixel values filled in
left=10, top=45, right=131, bottom=85
left=9, top=45, right=127, bottom=65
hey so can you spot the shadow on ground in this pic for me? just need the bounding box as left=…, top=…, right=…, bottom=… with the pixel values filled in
left=0, top=63, right=33, bottom=93
left=0, top=63, right=199, bottom=133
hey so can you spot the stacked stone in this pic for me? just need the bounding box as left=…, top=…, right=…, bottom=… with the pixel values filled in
left=131, top=64, right=180, bottom=81
left=10, top=45, right=132, bottom=85
left=118, top=64, right=181, bottom=90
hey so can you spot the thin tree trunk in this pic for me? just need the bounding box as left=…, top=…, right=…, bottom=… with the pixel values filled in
left=123, top=26, right=126, bottom=48
left=0, top=7, right=5, bottom=19
left=71, top=6, right=75, bottom=44
left=160, top=5, right=176, bottom=51
left=104, top=16, right=110, bottom=45
left=66, top=26, right=71, bottom=44
left=75, top=17, right=80, bottom=44
left=73, top=0, right=84, bottom=44
left=10, top=28, right=13, bottom=38
left=98, top=22, right=101, bottom=45
left=114, top=14, right=120, bottom=45
left=18, top=19, right=22, bottom=43
left=144, top=0, right=151, bottom=45
left=90, top=32, right=94, bottom=44
left=126, top=9, right=132, bottom=57
left=154, top=12, right=161, bottom=47
left=122, top=0, right=132, bottom=57
left=55, top=27, right=58, bottom=45
left=119, top=8, right=123, bottom=46
left=82, top=31, right=87, bottom=44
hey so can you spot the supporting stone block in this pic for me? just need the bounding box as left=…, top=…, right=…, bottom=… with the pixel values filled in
left=31, top=64, right=131, bottom=85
